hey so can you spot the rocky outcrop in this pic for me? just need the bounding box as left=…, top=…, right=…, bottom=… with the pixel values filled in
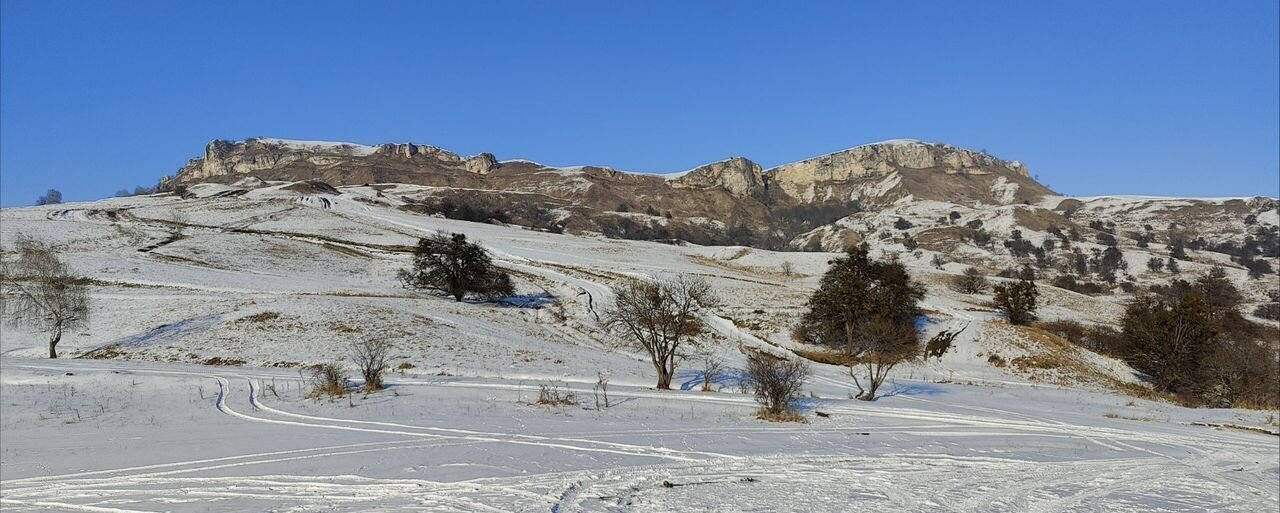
left=464, top=153, right=498, bottom=175
left=671, top=157, right=765, bottom=197
left=766, top=140, right=1032, bottom=202
left=174, top=138, right=500, bottom=184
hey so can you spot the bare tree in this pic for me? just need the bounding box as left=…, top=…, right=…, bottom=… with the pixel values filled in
left=746, top=353, right=810, bottom=419
left=594, top=370, right=611, bottom=410
left=780, top=261, right=795, bottom=276
left=850, top=314, right=919, bottom=401
left=697, top=347, right=725, bottom=392
left=604, top=275, right=719, bottom=389
left=1, top=236, right=89, bottom=358
left=350, top=338, right=391, bottom=391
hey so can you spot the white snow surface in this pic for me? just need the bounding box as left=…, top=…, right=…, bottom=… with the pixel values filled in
left=1, top=187, right=1276, bottom=512
left=248, top=137, right=380, bottom=156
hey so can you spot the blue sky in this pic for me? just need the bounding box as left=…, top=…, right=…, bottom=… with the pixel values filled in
left=2, top=1, right=1276, bottom=206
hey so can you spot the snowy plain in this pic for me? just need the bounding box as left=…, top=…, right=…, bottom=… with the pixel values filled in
left=0, top=184, right=1276, bottom=512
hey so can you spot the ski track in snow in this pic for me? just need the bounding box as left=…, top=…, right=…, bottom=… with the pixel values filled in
left=1, top=359, right=1275, bottom=512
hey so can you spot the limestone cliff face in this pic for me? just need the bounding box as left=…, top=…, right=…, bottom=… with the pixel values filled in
left=766, top=140, right=1031, bottom=202
left=670, top=157, right=765, bottom=197
left=173, top=138, right=496, bottom=184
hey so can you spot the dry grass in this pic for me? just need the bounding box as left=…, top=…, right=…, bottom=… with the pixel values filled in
left=686, top=255, right=796, bottom=281
left=1103, top=411, right=1162, bottom=422
left=306, top=363, right=348, bottom=399
left=986, top=353, right=1007, bottom=367
left=326, top=322, right=360, bottom=333
left=202, top=356, right=245, bottom=366
left=238, top=311, right=280, bottom=323
left=756, top=409, right=807, bottom=423
left=991, top=322, right=1175, bottom=402
left=79, top=345, right=126, bottom=360
left=790, top=347, right=859, bottom=366
left=535, top=383, right=577, bottom=407
left=1010, top=354, right=1061, bottom=370
left=1190, top=422, right=1280, bottom=437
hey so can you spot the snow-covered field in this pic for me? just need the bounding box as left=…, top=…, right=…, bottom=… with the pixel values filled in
left=1, top=185, right=1277, bottom=512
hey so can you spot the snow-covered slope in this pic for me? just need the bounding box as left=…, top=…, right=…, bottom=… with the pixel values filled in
left=1, top=188, right=1276, bottom=512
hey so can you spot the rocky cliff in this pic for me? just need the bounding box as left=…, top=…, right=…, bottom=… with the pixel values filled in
left=161, top=137, right=1071, bottom=249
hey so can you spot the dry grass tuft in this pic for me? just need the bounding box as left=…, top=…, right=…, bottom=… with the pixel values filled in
left=239, top=311, right=280, bottom=323
left=306, top=363, right=348, bottom=399
left=80, top=345, right=126, bottom=360
left=535, top=383, right=577, bottom=406
left=756, top=409, right=807, bottom=423
left=790, top=347, right=859, bottom=366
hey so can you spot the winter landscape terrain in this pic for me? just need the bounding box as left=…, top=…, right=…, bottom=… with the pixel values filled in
left=1, top=139, right=1278, bottom=512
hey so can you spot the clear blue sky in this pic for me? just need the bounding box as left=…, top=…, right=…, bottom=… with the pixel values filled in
left=2, top=1, right=1277, bottom=206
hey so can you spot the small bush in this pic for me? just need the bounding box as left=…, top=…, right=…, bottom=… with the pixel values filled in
left=987, top=354, right=1007, bottom=367
left=1038, top=319, right=1126, bottom=356
left=536, top=383, right=577, bottom=406
left=1052, top=275, right=1106, bottom=295
left=993, top=278, right=1038, bottom=325
left=1254, top=303, right=1280, bottom=322
left=746, top=354, right=810, bottom=419
left=351, top=339, right=391, bottom=392
left=952, top=267, right=988, bottom=294
left=308, top=363, right=348, bottom=398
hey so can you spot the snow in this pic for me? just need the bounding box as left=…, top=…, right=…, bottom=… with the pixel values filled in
left=1, top=189, right=1276, bottom=512
left=248, top=137, right=380, bottom=156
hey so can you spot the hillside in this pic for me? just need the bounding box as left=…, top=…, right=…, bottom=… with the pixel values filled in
left=1, top=147, right=1277, bottom=512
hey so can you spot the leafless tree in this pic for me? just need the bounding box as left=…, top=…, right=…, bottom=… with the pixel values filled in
left=746, top=353, right=810, bottom=417
left=850, top=315, right=919, bottom=401
left=780, top=261, right=795, bottom=276
left=603, top=275, right=719, bottom=389
left=697, top=347, right=725, bottom=392
left=1, top=236, right=89, bottom=358
left=350, top=338, right=391, bottom=391
left=594, top=370, right=611, bottom=409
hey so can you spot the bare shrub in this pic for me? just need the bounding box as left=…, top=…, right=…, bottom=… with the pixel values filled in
left=536, top=383, right=577, bottom=406
left=308, top=363, right=348, bottom=398
left=1038, top=319, right=1126, bottom=356
left=0, top=235, right=89, bottom=358
left=850, top=315, right=919, bottom=400
left=698, top=349, right=725, bottom=392
left=604, top=275, right=719, bottom=389
left=350, top=339, right=391, bottom=391
left=594, top=371, right=611, bottom=410
left=746, top=353, right=810, bottom=419
left=923, top=326, right=966, bottom=361
left=780, top=261, right=795, bottom=276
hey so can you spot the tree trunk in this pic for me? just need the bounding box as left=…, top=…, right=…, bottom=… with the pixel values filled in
left=656, top=366, right=672, bottom=389
left=864, top=378, right=879, bottom=401
left=48, top=328, right=62, bottom=359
